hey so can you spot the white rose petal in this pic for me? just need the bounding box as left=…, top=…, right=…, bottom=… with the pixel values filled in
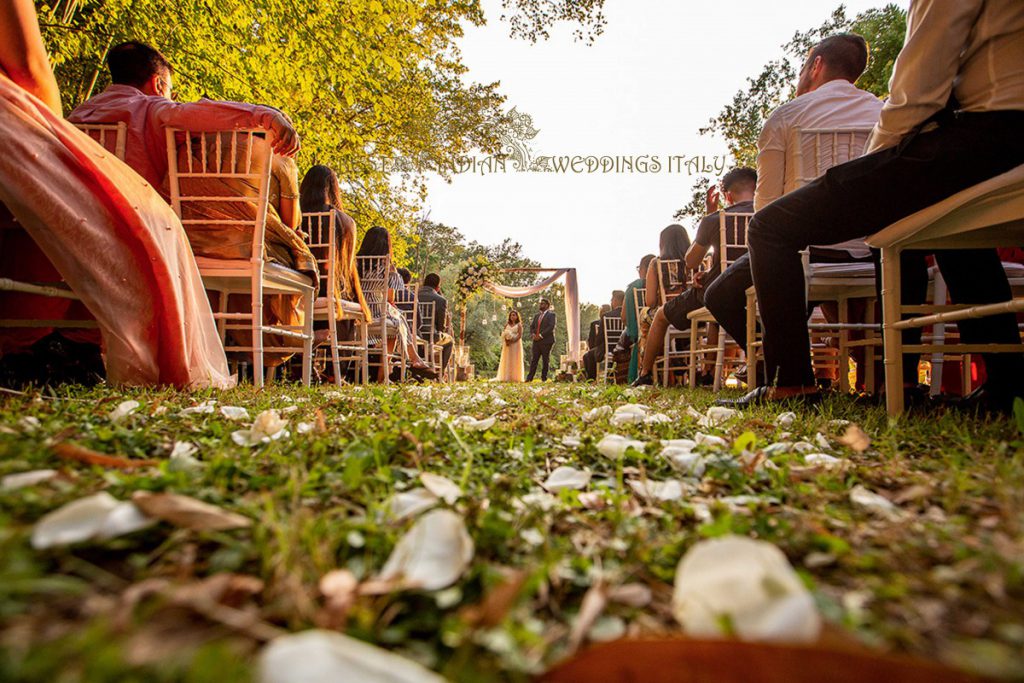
left=386, top=489, right=439, bottom=521
left=376, top=509, right=474, bottom=591
left=220, top=406, right=250, bottom=421
left=542, top=466, right=592, bottom=492
left=109, top=400, right=140, bottom=423
left=629, top=478, right=686, bottom=502
left=672, top=536, right=821, bottom=643
left=1, top=469, right=58, bottom=491
left=420, top=472, right=461, bottom=505
left=596, top=434, right=646, bottom=459
left=31, top=492, right=155, bottom=549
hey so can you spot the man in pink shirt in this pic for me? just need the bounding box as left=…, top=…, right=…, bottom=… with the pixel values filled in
left=68, top=41, right=298, bottom=189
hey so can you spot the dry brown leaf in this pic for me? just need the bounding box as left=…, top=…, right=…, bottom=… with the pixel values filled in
left=53, top=442, right=158, bottom=469
left=837, top=424, right=871, bottom=453
left=568, top=582, right=608, bottom=653
left=314, top=408, right=328, bottom=434
left=893, top=484, right=934, bottom=505
left=132, top=491, right=251, bottom=531
left=316, top=569, right=358, bottom=629
left=459, top=568, right=528, bottom=629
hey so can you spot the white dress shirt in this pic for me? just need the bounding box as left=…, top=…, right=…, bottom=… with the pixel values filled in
left=755, top=79, right=884, bottom=257
left=868, top=0, right=1024, bottom=154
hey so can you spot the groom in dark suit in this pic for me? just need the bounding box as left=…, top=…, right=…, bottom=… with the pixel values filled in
left=527, top=298, right=557, bottom=381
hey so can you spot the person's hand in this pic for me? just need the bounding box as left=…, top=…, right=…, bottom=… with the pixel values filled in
left=705, top=185, right=720, bottom=214
left=270, top=112, right=300, bottom=157
left=692, top=270, right=706, bottom=289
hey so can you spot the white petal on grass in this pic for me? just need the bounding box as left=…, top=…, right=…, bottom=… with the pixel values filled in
left=517, top=492, right=557, bottom=511
left=542, top=466, right=592, bottom=492
left=607, top=583, right=653, bottom=608
left=610, top=404, right=649, bottom=427
left=219, top=406, right=249, bottom=421
left=849, top=485, right=903, bottom=521
left=451, top=415, right=496, bottom=432
left=297, top=422, right=315, bottom=435
left=520, top=528, right=545, bottom=546
left=168, top=441, right=204, bottom=473
left=644, top=413, right=672, bottom=425
left=672, top=536, right=821, bottom=643
left=661, top=444, right=706, bottom=477
left=596, top=434, right=647, bottom=459
left=18, top=416, right=41, bottom=432
left=420, top=472, right=461, bottom=505
left=628, top=478, right=686, bottom=502
left=814, top=433, right=832, bottom=450
left=179, top=400, right=216, bottom=416
left=1, top=469, right=58, bottom=491
left=761, top=442, right=794, bottom=457
left=582, top=406, right=612, bottom=423
left=31, top=492, right=153, bottom=549
left=108, top=400, right=140, bottom=423
left=232, top=409, right=290, bottom=446
left=775, top=412, right=797, bottom=428
left=386, top=489, right=439, bottom=521
left=698, top=406, right=739, bottom=428
left=257, top=629, right=446, bottom=683
left=804, top=453, right=842, bottom=468
left=694, top=433, right=729, bottom=449
left=662, top=438, right=697, bottom=450
left=561, top=435, right=582, bottom=448
left=376, top=509, right=474, bottom=591
left=792, top=441, right=816, bottom=454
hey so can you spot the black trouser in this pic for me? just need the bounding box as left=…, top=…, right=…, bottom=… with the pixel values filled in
left=748, top=110, right=1024, bottom=393
left=583, top=347, right=601, bottom=380
left=528, top=341, right=554, bottom=381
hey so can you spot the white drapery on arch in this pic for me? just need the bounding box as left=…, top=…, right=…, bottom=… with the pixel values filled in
left=483, top=268, right=580, bottom=361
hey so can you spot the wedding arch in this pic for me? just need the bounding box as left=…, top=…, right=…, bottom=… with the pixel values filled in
left=458, top=262, right=581, bottom=362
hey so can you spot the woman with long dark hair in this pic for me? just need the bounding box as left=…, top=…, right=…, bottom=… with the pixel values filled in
left=496, top=309, right=524, bottom=382
left=356, top=226, right=437, bottom=380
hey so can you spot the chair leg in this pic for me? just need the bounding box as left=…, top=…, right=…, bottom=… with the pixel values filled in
left=252, top=283, right=264, bottom=389
left=360, top=323, right=369, bottom=385
left=713, top=324, right=726, bottom=392
left=865, top=299, right=876, bottom=395
left=881, top=247, right=904, bottom=416
left=838, top=297, right=850, bottom=394
left=746, top=290, right=757, bottom=390
left=688, top=318, right=699, bottom=389
left=930, top=273, right=948, bottom=397
left=301, top=288, right=314, bottom=387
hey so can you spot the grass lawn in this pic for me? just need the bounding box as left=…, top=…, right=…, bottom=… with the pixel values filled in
left=1, top=381, right=1023, bottom=681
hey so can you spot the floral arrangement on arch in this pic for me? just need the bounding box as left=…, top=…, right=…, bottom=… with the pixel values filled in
left=456, top=255, right=495, bottom=301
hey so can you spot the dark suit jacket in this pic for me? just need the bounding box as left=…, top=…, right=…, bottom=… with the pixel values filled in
left=530, top=310, right=556, bottom=347
left=416, top=285, right=448, bottom=337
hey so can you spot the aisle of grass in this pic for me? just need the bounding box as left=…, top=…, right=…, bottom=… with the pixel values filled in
left=1, top=382, right=1023, bottom=681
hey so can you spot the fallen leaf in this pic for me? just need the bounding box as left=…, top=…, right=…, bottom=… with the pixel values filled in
left=317, top=569, right=358, bottom=629
left=569, top=582, right=608, bottom=652
left=849, top=485, right=903, bottom=521
left=109, top=400, right=141, bottom=423
left=258, top=630, right=446, bottom=683
left=460, top=568, right=528, bottom=628
left=53, top=442, right=158, bottom=469
left=837, top=424, right=871, bottom=453
left=607, top=583, right=652, bottom=608
left=132, top=491, right=251, bottom=531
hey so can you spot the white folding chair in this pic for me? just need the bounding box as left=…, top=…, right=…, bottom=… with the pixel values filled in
left=689, top=211, right=754, bottom=391
left=416, top=300, right=447, bottom=375
left=0, top=123, right=130, bottom=333
left=356, top=255, right=405, bottom=384
left=303, top=211, right=370, bottom=385
left=602, top=315, right=626, bottom=383
left=166, top=128, right=314, bottom=387
left=652, top=259, right=692, bottom=386
left=868, top=163, right=1024, bottom=415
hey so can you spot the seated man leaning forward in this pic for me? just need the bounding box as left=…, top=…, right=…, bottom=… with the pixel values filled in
left=702, top=33, right=883, bottom=387
left=632, top=167, right=756, bottom=386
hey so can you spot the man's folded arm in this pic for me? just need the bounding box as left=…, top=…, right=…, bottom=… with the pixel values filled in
left=867, top=0, right=983, bottom=153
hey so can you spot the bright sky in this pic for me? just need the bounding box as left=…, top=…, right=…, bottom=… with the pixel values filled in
left=422, top=0, right=908, bottom=305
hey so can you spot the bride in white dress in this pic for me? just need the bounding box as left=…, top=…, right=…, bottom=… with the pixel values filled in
left=496, top=310, right=524, bottom=382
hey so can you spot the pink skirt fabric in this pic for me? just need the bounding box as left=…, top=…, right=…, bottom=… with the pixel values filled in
left=0, top=73, right=233, bottom=389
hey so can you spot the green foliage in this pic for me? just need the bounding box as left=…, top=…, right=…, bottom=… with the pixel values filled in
left=676, top=4, right=907, bottom=226
left=499, top=0, right=607, bottom=43
left=36, top=0, right=510, bottom=256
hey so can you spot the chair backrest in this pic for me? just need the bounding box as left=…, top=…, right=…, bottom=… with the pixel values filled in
left=356, top=255, right=391, bottom=321
left=656, top=259, right=686, bottom=304
left=303, top=211, right=336, bottom=300
left=165, top=128, right=273, bottom=267
left=395, top=289, right=418, bottom=331
left=418, top=300, right=436, bottom=342
left=74, top=122, right=128, bottom=161
left=718, top=211, right=755, bottom=273
left=603, top=315, right=625, bottom=357
left=633, top=288, right=646, bottom=327
left=792, top=127, right=873, bottom=188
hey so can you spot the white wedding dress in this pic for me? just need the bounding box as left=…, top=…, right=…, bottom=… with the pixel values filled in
left=496, top=322, right=524, bottom=382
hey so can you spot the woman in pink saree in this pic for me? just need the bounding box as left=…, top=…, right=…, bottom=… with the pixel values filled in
left=0, top=0, right=233, bottom=388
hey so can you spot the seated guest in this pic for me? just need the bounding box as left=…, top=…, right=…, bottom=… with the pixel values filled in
left=704, top=34, right=883, bottom=387
left=726, top=0, right=1024, bottom=412
left=0, top=1, right=232, bottom=388
left=394, top=267, right=416, bottom=304
left=638, top=225, right=690, bottom=371
left=584, top=292, right=625, bottom=380
left=621, top=254, right=657, bottom=383
left=417, top=273, right=454, bottom=371
left=298, top=164, right=370, bottom=344
left=356, top=226, right=438, bottom=381
left=68, top=41, right=298, bottom=189
left=633, top=168, right=756, bottom=386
